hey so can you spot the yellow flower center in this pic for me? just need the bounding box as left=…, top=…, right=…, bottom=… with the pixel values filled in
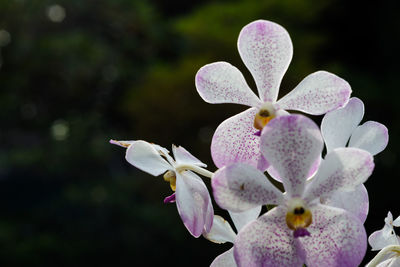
left=285, top=198, right=313, bottom=231
left=163, top=170, right=176, bottom=191
left=253, top=102, right=276, bottom=130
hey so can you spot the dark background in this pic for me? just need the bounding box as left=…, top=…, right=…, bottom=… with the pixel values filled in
left=0, top=0, right=398, bottom=266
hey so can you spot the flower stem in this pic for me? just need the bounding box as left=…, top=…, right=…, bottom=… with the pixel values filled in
left=366, top=245, right=400, bottom=267
left=175, top=164, right=214, bottom=178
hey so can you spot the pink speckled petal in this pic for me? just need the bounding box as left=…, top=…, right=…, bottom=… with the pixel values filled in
left=211, top=108, right=268, bottom=170
left=277, top=71, right=351, bottom=115
left=234, top=206, right=305, bottom=267
left=260, top=115, right=323, bottom=198
left=321, top=97, right=365, bottom=153
left=322, top=184, right=369, bottom=224
left=203, top=215, right=236, bottom=244
left=229, top=205, right=262, bottom=232
left=300, top=204, right=367, bottom=267
left=172, top=145, right=207, bottom=167
left=125, top=140, right=171, bottom=176
left=175, top=171, right=214, bottom=237
left=349, top=121, right=389, bottom=156
left=304, top=148, right=374, bottom=203
left=212, top=163, right=283, bottom=213
left=210, top=248, right=236, bottom=267
left=195, top=62, right=261, bottom=106
left=238, top=20, right=293, bottom=102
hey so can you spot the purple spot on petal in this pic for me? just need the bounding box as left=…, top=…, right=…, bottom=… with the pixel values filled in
left=293, top=228, right=311, bottom=238
left=254, top=130, right=262, bottom=136
left=163, top=193, right=176, bottom=204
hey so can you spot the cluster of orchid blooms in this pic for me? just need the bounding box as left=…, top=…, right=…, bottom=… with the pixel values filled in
left=111, top=20, right=396, bottom=266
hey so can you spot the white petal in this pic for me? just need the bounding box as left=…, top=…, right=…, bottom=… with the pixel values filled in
left=212, top=163, right=284, bottom=213
left=369, top=226, right=400, bottom=251
left=321, top=97, right=364, bottom=153
left=195, top=62, right=261, bottom=106
left=277, top=71, right=351, bottom=115
left=229, top=206, right=262, bottom=232
left=304, top=148, right=374, bottom=202
left=125, top=140, right=171, bottom=176
left=393, top=216, right=400, bottom=227
left=172, top=145, right=207, bottom=167
left=203, top=215, right=236, bottom=244
left=349, top=121, right=389, bottom=156
left=210, top=248, right=236, bottom=267
left=175, top=171, right=214, bottom=237
left=238, top=20, right=293, bottom=102
left=322, top=184, right=369, bottom=223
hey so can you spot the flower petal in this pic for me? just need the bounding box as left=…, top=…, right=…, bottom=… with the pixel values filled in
left=238, top=20, right=293, bottom=102
left=260, top=115, right=323, bottom=198
left=304, top=148, right=374, bottom=202
left=211, top=108, right=268, bottom=170
left=175, top=171, right=214, bottom=237
left=321, top=97, right=365, bottom=153
left=172, top=145, right=207, bottom=167
left=300, top=204, right=367, bottom=267
left=369, top=226, right=400, bottom=251
left=229, top=206, right=262, bottom=232
left=393, top=215, right=400, bottom=227
left=125, top=140, right=171, bottom=176
left=277, top=71, right=351, bottom=115
left=234, top=206, right=305, bottom=267
left=322, top=184, right=369, bottom=223
left=349, top=121, right=389, bottom=156
left=210, top=248, right=236, bottom=267
left=203, top=215, right=236, bottom=244
left=212, top=163, right=284, bottom=213
left=195, top=62, right=261, bottom=106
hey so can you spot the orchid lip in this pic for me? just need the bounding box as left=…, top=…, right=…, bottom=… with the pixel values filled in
left=293, top=228, right=311, bottom=238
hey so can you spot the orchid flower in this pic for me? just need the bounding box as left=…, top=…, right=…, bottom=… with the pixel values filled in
left=110, top=139, right=214, bottom=237
left=211, top=115, right=374, bottom=266
left=366, top=212, right=400, bottom=267
left=369, top=211, right=400, bottom=251
left=195, top=19, right=351, bottom=171
left=320, top=97, right=389, bottom=223
left=203, top=206, right=261, bottom=267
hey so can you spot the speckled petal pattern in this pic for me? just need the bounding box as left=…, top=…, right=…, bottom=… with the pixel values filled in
left=234, top=207, right=305, bottom=267
left=260, top=115, right=323, bottom=198
left=349, top=121, right=389, bottom=156
left=321, top=97, right=364, bottom=153
left=238, top=20, right=293, bottom=103
left=211, top=248, right=237, bottom=267
left=322, top=184, right=369, bottom=223
left=301, top=204, right=367, bottom=267
left=125, top=140, right=171, bottom=176
left=172, top=145, right=207, bottom=167
left=304, top=148, right=374, bottom=203
left=212, top=163, right=283, bottom=212
left=277, top=71, right=351, bottom=115
left=195, top=62, right=261, bottom=107
left=211, top=108, right=268, bottom=170
left=175, top=171, right=214, bottom=237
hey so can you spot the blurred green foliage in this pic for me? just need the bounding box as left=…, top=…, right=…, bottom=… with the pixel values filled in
left=0, top=0, right=399, bottom=266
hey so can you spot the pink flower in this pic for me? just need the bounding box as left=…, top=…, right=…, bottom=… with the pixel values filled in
left=195, top=20, right=351, bottom=170
left=212, top=115, right=373, bottom=266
